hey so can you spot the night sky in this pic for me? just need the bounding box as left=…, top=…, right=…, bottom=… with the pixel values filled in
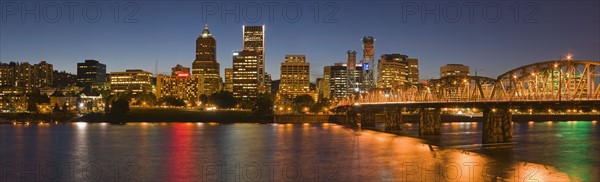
left=1, top=0, right=598, bottom=81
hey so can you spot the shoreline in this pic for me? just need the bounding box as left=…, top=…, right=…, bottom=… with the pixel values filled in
left=1, top=107, right=597, bottom=124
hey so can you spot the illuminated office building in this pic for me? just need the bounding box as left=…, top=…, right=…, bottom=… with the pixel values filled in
left=192, top=25, right=221, bottom=95
left=77, top=60, right=106, bottom=87
left=156, top=70, right=203, bottom=105
left=440, top=64, right=470, bottom=77
left=110, top=69, right=153, bottom=94
left=232, top=50, right=260, bottom=100
left=279, top=55, right=310, bottom=101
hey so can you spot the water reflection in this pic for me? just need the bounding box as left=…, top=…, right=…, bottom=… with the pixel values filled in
left=0, top=121, right=597, bottom=181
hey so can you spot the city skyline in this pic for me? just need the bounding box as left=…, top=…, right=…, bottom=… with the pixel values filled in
left=1, top=1, right=599, bottom=81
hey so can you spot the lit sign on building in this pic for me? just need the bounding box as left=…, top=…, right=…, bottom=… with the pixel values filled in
left=177, top=72, right=190, bottom=78
left=363, top=63, right=369, bottom=70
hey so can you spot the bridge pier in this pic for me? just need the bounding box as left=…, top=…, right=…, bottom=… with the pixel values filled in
left=482, top=108, right=513, bottom=143
left=359, top=111, right=376, bottom=128
left=419, top=108, right=441, bottom=135
left=346, top=109, right=358, bottom=125
left=384, top=107, right=403, bottom=131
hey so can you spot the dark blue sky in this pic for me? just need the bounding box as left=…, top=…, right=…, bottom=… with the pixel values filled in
left=1, top=0, right=599, bottom=81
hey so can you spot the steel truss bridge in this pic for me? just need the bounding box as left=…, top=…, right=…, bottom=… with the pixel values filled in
left=334, top=60, right=600, bottom=143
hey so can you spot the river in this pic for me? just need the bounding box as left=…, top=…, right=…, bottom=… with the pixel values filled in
left=0, top=121, right=598, bottom=181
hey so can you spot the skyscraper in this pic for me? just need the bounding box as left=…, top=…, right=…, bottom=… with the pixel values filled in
left=242, top=25, right=265, bottom=91
left=279, top=55, right=310, bottom=101
left=77, top=60, right=107, bottom=88
left=232, top=50, right=260, bottom=100
left=192, top=25, right=221, bottom=95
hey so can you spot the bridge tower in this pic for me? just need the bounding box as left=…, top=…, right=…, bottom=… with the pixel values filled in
left=361, top=36, right=376, bottom=91
left=346, top=50, right=360, bottom=94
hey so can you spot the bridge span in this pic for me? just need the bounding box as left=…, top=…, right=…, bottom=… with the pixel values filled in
left=334, top=60, right=600, bottom=144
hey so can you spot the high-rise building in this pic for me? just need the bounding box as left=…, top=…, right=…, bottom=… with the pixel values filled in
left=406, top=58, right=419, bottom=84
left=156, top=71, right=203, bottom=105
left=192, top=25, right=221, bottom=95
left=325, top=63, right=364, bottom=101
left=109, top=69, right=153, bottom=94
left=224, top=68, right=233, bottom=93
left=377, top=54, right=420, bottom=88
left=440, top=64, right=470, bottom=77
left=33, top=61, right=53, bottom=88
left=232, top=50, right=260, bottom=100
left=172, top=64, right=190, bottom=76
left=0, top=61, right=54, bottom=92
left=278, top=55, right=310, bottom=101
left=377, top=54, right=409, bottom=88
left=242, top=25, right=265, bottom=90
left=0, top=62, right=16, bottom=87
left=77, top=60, right=107, bottom=87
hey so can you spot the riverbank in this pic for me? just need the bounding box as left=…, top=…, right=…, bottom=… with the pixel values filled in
left=74, top=108, right=273, bottom=123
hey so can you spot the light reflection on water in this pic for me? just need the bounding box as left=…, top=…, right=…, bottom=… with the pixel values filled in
left=0, top=121, right=597, bottom=181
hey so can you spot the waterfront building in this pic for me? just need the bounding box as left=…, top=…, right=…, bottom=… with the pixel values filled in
left=0, top=87, right=27, bottom=111
left=156, top=72, right=203, bottom=105
left=0, top=61, right=54, bottom=92
left=109, top=69, right=153, bottom=94
left=278, top=55, right=310, bottom=101
left=76, top=86, right=104, bottom=113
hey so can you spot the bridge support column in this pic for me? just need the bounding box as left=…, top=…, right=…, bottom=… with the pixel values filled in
left=359, top=111, right=376, bottom=128
left=419, top=108, right=441, bottom=135
left=346, top=109, right=358, bottom=125
left=384, top=107, right=403, bottom=131
left=482, top=108, right=513, bottom=144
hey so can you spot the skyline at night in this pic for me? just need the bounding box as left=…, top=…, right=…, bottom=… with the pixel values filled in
left=2, top=1, right=599, bottom=81
left=1, top=1, right=600, bottom=181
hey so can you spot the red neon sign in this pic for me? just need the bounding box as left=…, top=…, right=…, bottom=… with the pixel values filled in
left=176, top=72, right=190, bottom=78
